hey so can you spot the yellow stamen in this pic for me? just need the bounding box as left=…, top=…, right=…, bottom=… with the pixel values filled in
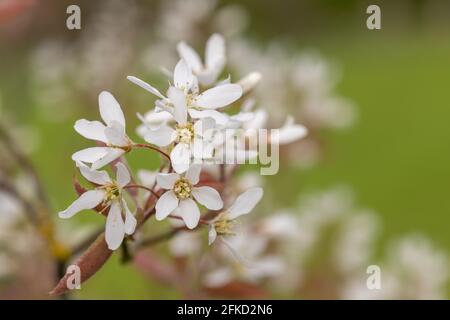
left=173, top=178, right=192, bottom=200
left=175, top=122, right=194, bottom=144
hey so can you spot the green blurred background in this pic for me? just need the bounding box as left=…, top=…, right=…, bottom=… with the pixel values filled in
left=1, top=0, right=449, bottom=298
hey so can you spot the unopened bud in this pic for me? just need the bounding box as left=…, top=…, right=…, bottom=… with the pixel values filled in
left=238, top=72, right=262, bottom=94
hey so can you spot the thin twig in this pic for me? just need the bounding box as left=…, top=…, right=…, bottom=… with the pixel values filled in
left=133, top=143, right=172, bottom=167
left=137, top=227, right=184, bottom=247
left=0, top=175, right=39, bottom=226
left=0, top=123, right=51, bottom=211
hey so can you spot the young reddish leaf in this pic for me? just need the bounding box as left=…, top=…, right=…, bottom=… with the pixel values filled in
left=49, top=233, right=112, bottom=296
left=72, top=174, right=87, bottom=196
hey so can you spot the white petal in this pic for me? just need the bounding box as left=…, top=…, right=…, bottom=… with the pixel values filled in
left=127, top=76, right=166, bottom=100
left=105, top=202, right=125, bottom=250
left=76, top=162, right=111, bottom=185
left=241, top=97, right=256, bottom=112
left=155, top=99, right=174, bottom=114
left=197, top=70, right=222, bottom=87
left=230, top=112, right=254, bottom=123
left=227, top=187, right=263, bottom=220
left=192, top=138, right=214, bottom=160
left=208, top=225, right=217, bottom=245
left=170, top=143, right=191, bottom=174
left=143, top=125, right=175, bottom=147
left=167, top=86, right=187, bottom=125
left=200, top=34, right=226, bottom=85
left=185, top=164, right=201, bottom=185
left=137, top=169, right=157, bottom=187
left=244, top=109, right=268, bottom=130
left=155, top=191, right=179, bottom=220
left=205, top=33, right=225, bottom=70
left=203, top=267, right=233, bottom=288
left=251, top=256, right=285, bottom=278
left=98, top=91, right=125, bottom=128
left=156, top=173, right=179, bottom=189
left=192, top=138, right=207, bottom=160
left=74, top=119, right=108, bottom=143
left=178, top=199, right=200, bottom=229
left=195, top=84, right=242, bottom=109
left=188, top=109, right=229, bottom=125
left=123, top=200, right=137, bottom=235
left=173, top=59, right=193, bottom=90
left=177, top=41, right=202, bottom=72
left=91, top=148, right=126, bottom=170
left=72, top=147, right=110, bottom=164
left=193, top=117, right=216, bottom=138
left=238, top=72, right=262, bottom=94
left=192, top=186, right=223, bottom=210
left=274, top=116, right=308, bottom=145
left=223, top=147, right=258, bottom=163
left=104, top=121, right=128, bottom=147
left=58, top=190, right=104, bottom=219
left=115, top=162, right=131, bottom=187
left=220, top=236, right=250, bottom=266
left=138, top=110, right=173, bottom=131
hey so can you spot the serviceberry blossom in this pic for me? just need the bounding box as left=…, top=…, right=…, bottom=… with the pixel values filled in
left=142, top=86, right=218, bottom=173
left=58, top=162, right=136, bottom=250
left=177, top=33, right=226, bottom=87
left=49, top=32, right=315, bottom=297
left=155, top=165, right=223, bottom=229
left=72, top=91, right=132, bottom=169
left=208, top=187, right=263, bottom=245
left=203, top=230, right=285, bottom=288
left=128, top=59, right=242, bottom=127
left=128, top=59, right=242, bottom=173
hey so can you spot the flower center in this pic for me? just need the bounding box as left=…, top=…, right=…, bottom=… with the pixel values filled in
left=173, top=178, right=192, bottom=200
left=104, top=184, right=120, bottom=203
left=175, top=122, right=194, bottom=144
left=186, top=93, right=195, bottom=106
left=214, top=216, right=238, bottom=236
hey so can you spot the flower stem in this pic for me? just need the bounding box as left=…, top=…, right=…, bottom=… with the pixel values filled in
left=124, top=184, right=160, bottom=198
left=132, top=143, right=171, bottom=168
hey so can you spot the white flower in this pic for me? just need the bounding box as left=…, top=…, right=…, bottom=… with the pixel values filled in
left=128, top=58, right=242, bottom=126
left=58, top=162, right=136, bottom=250
left=177, top=33, right=226, bottom=87
left=155, top=165, right=223, bottom=229
left=169, top=231, right=201, bottom=257
left=238, top=72, right=262, bottom=94
left=208, top=187, right=263, bottom=245
left=144, top=90, right=217, bottom=173
left=72, top=91, right=132, bottom=169
left=271, top=116, right=308, bottom=144
left=136, top=109, right=173, bottom=137
left=243, top=110, right=308, bottom=145
left=203, top=230, right=285, bottom=288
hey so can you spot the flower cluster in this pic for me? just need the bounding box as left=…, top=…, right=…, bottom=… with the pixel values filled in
left=140, top=186, right=448, bottom=299
left=58, top=34, right=307, bottom=252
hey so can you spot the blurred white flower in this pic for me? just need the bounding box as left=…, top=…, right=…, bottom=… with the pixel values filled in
left=177, top=33, right=226, bottom=86
left=203, top=229, right=284, bottom=288
left=169, top=231, right=201, bottom=257
left=208, top=187, right=263, bottom=245
left=136, top=110, right=173, bottom=137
